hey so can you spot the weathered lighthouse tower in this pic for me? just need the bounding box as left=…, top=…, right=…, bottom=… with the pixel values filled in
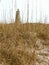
left=15, top=9, right=21, bottom=25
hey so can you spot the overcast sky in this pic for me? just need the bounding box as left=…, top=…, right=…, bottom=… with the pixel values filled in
left=0, top=0, right=49, bottom=23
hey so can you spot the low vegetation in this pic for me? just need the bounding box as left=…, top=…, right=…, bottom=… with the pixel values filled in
left=0, top=22, right=49, bottom=65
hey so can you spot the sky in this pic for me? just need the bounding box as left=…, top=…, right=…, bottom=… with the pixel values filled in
left=0, top=0, right=49, bottom=23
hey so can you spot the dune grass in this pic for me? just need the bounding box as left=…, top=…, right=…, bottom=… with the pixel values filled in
left=0, top=23, right=49, bottom=65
